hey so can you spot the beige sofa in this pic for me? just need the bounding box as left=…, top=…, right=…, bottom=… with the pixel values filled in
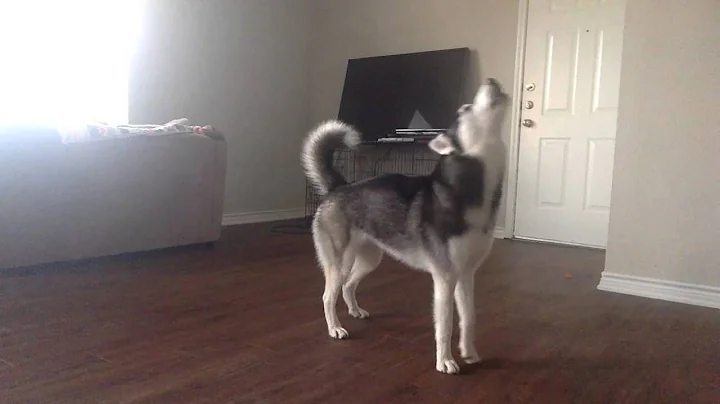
left=0, top=129, right=226, bottom=270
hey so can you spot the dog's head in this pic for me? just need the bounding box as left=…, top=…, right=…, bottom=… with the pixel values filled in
left=429, top=78, right=509, bottom=156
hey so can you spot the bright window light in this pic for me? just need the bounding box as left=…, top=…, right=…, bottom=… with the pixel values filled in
left=0, top=0, right=143, bottom=127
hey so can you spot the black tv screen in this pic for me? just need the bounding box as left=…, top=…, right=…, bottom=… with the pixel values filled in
left=337, top=48, right=470, bottom=142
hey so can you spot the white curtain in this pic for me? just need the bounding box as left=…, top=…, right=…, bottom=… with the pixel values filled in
left=0, top=0, right=143, bottom=126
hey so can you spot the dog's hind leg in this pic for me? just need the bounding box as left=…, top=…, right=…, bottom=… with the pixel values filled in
left=343, top=241, right=383, bottom=319
left=313, top=219, right=356, bottom=339
left=323, top=263, right=350, bottom=339
left=454, top=271, right=480, bottom=364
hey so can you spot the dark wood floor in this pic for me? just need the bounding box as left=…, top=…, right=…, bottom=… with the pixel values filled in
left=0, top=222, right=718, bottom=404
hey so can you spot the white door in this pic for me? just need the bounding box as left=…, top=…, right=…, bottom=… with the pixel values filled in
left=514, top=0, right=626, bottom=248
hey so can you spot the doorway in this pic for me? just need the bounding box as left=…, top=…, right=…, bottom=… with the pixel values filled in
left=508, top=0, right=626, bottom=248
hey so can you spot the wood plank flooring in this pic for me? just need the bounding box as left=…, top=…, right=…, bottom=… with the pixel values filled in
left=1, top=222, right=718, bottom=403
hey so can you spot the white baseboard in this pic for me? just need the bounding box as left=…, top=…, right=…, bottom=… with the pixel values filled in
left=493, top=227, right=508, bottom=239
left=597, top=272, right=720, bottom=310
left=222, top=208, right=305, bottom=226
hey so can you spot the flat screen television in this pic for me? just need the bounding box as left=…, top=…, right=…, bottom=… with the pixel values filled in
left=337, top=47, right=470, bottom=143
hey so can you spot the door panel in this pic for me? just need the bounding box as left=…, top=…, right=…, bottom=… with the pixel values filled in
left=537, top=138, right=569, bottom=206
left=543, top=29, right=579, bottom=114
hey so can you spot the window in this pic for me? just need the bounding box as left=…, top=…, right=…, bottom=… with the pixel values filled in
left=0, top=0, right=143, bottom=127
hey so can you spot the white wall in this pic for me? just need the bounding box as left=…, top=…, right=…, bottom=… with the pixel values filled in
left=604, top=0, right=720, bottom=287
left=130, top=0, right=519, bottom=220
left=308, top=0, right=519, bottom=228
left=130, top=0, right=313, bottom=215
left=127, top=0, right=720, bottom=290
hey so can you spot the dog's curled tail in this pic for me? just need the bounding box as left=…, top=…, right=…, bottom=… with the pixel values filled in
left=301, top=120, right=360, bottom=195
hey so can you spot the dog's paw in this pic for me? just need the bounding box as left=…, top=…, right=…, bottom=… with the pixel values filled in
left=328, top=326, right=350, bottom=339
left=349, top=307, right=370, bottom=319
left=436, top=358, right=460, bottom=374
left=461, top=352, right=482, bottom=364
left=460, top=346, right=481, bottom=364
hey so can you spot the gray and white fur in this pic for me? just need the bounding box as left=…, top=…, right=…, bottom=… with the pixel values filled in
left=302, top=79, right=509, bottom=375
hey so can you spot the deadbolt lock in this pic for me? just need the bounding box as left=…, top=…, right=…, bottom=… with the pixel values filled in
left=525, top=83, right=536, bottom=91
left=525, top=100, right=534, bottom=109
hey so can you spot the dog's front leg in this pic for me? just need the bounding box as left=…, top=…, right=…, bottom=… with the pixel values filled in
left=455, top=272, right=480, bottom=364
left=431, top=272, right=459, bottom=374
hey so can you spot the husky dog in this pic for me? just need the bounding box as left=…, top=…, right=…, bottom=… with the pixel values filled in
left=301, top=79, right=509, bottom=374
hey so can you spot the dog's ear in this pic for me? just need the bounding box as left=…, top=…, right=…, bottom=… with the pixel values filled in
left=428, top=134, right=456, bottom=155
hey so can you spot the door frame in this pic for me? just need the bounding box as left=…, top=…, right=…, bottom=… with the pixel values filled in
left=500, top=0, right=530, bottom=239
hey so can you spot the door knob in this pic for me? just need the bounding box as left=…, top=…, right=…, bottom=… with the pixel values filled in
left=525, top=100, right=534, bottom=109
left=522, top=119, right=534, bottom=128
